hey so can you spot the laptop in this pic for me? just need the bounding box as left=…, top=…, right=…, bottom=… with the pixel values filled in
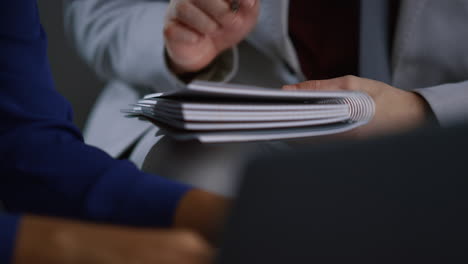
left=217, top=124, right=468, bottom=263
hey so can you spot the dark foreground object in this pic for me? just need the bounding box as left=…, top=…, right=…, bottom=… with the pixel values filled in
left=219, top=124, right=468, bottom=263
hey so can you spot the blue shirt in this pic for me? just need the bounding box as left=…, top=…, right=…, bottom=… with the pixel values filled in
left=0, top=214, right=20, bottom=264
left=0, top=1, right=192, bottom=262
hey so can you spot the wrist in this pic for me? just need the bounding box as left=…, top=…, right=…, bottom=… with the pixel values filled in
left=165, top=48, right=212, bottom=78
left=407, top=91, right=435, bottom=126
left=165, top=52, right=206, bottom=83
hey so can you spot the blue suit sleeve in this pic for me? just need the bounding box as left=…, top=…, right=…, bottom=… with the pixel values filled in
left=0, top=1, right=191, bottom=227
left=0, top=213, right=20, bottom=264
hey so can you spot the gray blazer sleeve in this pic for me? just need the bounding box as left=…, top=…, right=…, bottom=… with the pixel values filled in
left=64, top=0, right=237, bottom=92
left=415, top=82, right=468, bottom=127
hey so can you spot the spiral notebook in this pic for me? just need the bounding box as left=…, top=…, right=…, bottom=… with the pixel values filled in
left=122, top=81, right=375, bottom=143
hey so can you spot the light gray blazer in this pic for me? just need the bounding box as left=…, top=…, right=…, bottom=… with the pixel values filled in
left=65, top=0, right=468, bottom=163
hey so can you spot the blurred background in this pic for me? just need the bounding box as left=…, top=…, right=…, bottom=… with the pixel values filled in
left=38, top=2, right=103, bottom=130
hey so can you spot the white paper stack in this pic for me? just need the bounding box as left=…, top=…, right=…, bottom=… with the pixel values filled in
left=122, top=81, right=375, bottom=143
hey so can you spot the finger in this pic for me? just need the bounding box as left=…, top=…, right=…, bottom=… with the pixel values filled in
left=235, top=0, right=258, bottom=15
left=174, top=1, right=219, bottom=35
left=283, top=76, right=357, bottom=91
left=283, top=80, right=341, bottom=91
left=164, top=20, right=201, bottom=44
left=283, top=80, right=321, bottom=91
left=192, top=0, right=231, bottom=24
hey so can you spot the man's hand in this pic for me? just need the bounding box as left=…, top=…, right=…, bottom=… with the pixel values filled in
left=284, top=76, right=433, bottom=138
left=174, top=189, right=230, bottom=244
left=164, top=0, right=260, bottom=75
left=14, top=216, right=214, bottom=264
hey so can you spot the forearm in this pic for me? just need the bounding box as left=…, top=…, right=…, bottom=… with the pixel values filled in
left=1, top=0, right=191, bottom=227
left=13, top=216, right=71, bottom=264
left=13, top=215, right=160, bottom=264
left=13, top=214, right=215, bottom=264
left=65, top=0, right=239, bottom=90
left=7, top=187, right=228, bottom=264
left=1, top=126, right=191, bottom=226
left=3, top=0, right=226, bottom=244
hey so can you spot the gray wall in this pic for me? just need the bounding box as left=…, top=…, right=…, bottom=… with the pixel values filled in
left=38, top=2, right=104, bottom=130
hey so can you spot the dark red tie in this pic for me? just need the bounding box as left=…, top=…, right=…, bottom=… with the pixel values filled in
left=288, top=0, right=361, bottom=80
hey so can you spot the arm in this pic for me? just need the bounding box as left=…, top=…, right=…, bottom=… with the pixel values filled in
left=284, top=76, right=433, bottom=138
left=64, top=0, right=233, bottom=90
left=13, top=215, right=214, bottom=264
left=1, top=214, right=214, bottom=264
left=0, top=0, right=227, bottom=239
left=64, top=0, right=183, bottom=91
left=285, top=76, right=468, bottom=138
left=63, top=0, right=257, bottom=89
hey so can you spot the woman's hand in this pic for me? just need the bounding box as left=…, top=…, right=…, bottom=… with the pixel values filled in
left=284, top=76, right=434, bottom=138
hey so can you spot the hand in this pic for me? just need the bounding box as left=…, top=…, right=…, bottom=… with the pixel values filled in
left=174, top=189, right=231, bottom=244
left=14, top=216, right=214, bottom=264
left=284, top=76, right=433, bottom=138
left=164, top=0, right=260, bottom=75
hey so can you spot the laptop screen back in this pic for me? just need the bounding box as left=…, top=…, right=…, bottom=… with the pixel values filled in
left=218, top=124, right=468, bottom=263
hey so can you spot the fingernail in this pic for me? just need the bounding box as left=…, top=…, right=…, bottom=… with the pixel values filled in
left=244, top=0, right=256, bottom=8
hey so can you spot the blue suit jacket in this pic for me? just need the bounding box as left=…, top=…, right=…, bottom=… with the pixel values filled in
left=0, top=1, right=191, bottom=262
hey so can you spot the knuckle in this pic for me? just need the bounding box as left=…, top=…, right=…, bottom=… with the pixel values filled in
left=314, top=80, right=322, bottom=90
left=175, top=1, right=191, bottom=17
left=313, top=80, right=320, bottom=90
left=298, top=82, right=309, bottom=89
left=342, top=75, right=357, bottom=90
left=299, top=81, right=317, bottom=90
left=163, top=23, right=182, bottom=41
